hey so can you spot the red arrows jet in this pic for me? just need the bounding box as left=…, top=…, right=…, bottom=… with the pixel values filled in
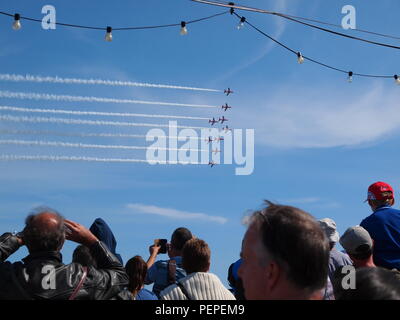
left=219, top=116, right=228, bottom=124
left=209, top=117, right=218, bottom=125
left=224, top=88, right=234, bottom=96
left=221, top=103, right=232, bottom=111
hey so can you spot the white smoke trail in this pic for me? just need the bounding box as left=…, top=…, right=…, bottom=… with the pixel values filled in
left=0, top=73, right=221, bottom=93
left=0, top=114, right=209, bottom=130
left=0, top=139, right=206, bottom=152
left=0, top=155, right=201, bottom=165
left=0, top=91, right=218, bottom=109
left=0, top=129, right=203, bottom=140
left=0, top=105, right=209, bottom=120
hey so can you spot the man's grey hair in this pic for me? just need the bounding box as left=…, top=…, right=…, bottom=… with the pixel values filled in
left=244, top=201, right=330, bottom=293
left=247, top=208, right=290, bottom=271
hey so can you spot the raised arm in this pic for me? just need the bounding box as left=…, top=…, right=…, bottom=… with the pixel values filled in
left=0, top=233, right=23, bottom=263
left=65, top=219, right=129, bottom=300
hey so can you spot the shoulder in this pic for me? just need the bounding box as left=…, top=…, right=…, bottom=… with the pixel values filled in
left=363, top=207, right=399, bottom=224
left=155, top=259, right=169, bottom=268
left=206, top=273, right=236, bottom=299
left=385, top=207, right=400, bottom=216
left=360, top=212, right=378, bottom=229
left=160, top=283, right=181, bottom=300
left=137, top=288, right=158, bottom=300
left=199, top=272, right=221, bottom=282
left=191, top=273, right=233, bottom=291
left=331, top=248, right=351, bottom=261
left=148, top=259, right=168, bottom=272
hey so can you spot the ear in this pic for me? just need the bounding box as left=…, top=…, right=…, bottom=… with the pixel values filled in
left=265, top=261, right=281, bottom=291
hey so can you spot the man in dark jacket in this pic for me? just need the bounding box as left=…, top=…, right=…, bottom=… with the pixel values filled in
left=0, top=207, right=129, bottom=300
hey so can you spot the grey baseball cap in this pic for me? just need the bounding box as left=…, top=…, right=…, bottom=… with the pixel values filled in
left=319, top=218, right=340, bottom=244
left=339, top=226, right=373, bottom=255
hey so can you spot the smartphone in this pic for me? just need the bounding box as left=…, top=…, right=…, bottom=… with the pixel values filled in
left=155, top=239, right=168, bottom=254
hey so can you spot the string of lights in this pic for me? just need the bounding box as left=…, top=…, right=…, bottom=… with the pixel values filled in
left=0, top=9, right=229, bottom=40
left=230, top=11, right=399, bottom=82
left=2, top=4, right=399, bottom=83
left=191, top=0, right=400, bottom=45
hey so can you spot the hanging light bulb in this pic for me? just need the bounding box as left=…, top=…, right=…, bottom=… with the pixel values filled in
left=297, top=52, right=304, bottom=64
left=105, top=26, right=113, bottom=42
left=237, top=17, right=246, bottom=29
left=395, top=75, right=400, bottom=85
left=348, top=71, right=353, bottom=83
left=12, top=13, right=21, bottom=30
left=180, top=21, right=188, bottom=36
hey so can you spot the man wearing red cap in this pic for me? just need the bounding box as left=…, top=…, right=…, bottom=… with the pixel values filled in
left=360, top=181, right=400, bottom=270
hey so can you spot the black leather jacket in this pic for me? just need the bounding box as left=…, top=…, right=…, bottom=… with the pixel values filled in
left=0, top=232, right=129, bottom=300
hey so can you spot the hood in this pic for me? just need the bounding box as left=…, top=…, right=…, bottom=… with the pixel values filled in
left=89, top=218, right=123, bottom=264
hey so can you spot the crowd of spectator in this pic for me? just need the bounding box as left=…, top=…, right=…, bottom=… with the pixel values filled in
left=0, top=181, right=399, bottom=300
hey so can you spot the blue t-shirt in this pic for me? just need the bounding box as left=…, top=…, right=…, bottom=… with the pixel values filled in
left=360, top=206, right=400, bottom=270
left=144, top=256, right=186, bottom=297
left=136, top=288, right=158, bottom=300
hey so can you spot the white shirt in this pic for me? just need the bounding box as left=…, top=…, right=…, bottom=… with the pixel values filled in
left=160, top=272, right=236, bottom=300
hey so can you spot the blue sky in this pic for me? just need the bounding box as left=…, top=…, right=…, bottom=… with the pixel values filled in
left=1, top=0, right=400, bottom=287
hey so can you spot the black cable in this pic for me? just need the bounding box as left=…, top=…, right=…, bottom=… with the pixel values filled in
left=215, top=0, right=400, bottom=41
left=0, top=11, right=106, bottom=30
left=2, top=6, right=396, bottom=80
left=279, top=14, right=400, bottom=41
left=233, top=12, right=296, bottom=55
left=274, top=13, right=400, bottom=51
left=0, top=10, right=228, bottom=31
left=233, top=13, right=394, bottom=79
left=114, top=11, right=228, bottom=30
left=0, top=11, right=13, bottom=18
left=191, top=0, right=400, bottom=50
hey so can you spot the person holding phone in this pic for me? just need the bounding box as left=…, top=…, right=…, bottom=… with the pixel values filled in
left=145, top=227, right=193, bottom=298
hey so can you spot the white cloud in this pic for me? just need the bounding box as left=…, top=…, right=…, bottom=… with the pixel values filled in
left=126, top=203, right=228, bottom=224
left=236, top=82, right=400, bottom=148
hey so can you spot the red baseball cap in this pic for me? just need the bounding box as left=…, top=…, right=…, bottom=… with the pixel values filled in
left=365, top=181, right=394, bottom=202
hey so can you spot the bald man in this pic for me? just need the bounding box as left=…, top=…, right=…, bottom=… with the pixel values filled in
left=0, top=207, right=128, bottom=300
